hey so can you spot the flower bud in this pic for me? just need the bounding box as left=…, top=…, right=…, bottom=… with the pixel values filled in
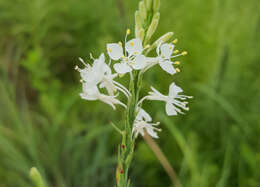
left=135, top=27, right=145, bottom=41
left=135, top=11, right=143, bottom=29
left=29, top=167, right=46, bottom=187
left=145, top=12, right=160, bottom=44
left=147, top=32, right=174, bottom=53
left=139, top=1, right=147, bottom=21
left=144, top=0, right=152, bottom=11
left=153, top=0, right=160, bottom=12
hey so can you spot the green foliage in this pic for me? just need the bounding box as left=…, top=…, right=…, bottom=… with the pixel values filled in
left=0, top=0, right=259, bottom=186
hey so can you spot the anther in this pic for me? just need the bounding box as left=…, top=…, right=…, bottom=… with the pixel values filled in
left=176, top=68, right=181, bottom=72
left=173, top=39, right=178, bottom=44
left=182, top=51, right=188, bottom=56
left=173, top=50, right=179, bottom=54
left=126, top=29, right=131, bottom=35
left=74, top=65, right=79, bottom=70
left=118, top=41, right=123, bottom=46
left=108, top=48, right=112, bottom=52
left=174, top=61, right=180, bottom=65
left=130, top=41, right=134, bottom=47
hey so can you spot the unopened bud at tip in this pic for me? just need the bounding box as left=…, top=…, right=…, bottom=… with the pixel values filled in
left=118, top=41, right=122, bottom=46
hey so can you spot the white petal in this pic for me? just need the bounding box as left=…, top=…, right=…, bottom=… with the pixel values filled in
left=113, top=62, right=132, bottom=74
left=165, top=102, right=177, bottom=116
left=160, top=43, right=174, bottom=59
left=125, top=38, right=143, bottom=56
left=169, top=82, right=183, bottom=97
left=136, top=108, right=152, bottom=122
left=146, top=127, right=159, bottom=138
left=107, top=43, right=123, bottom=60
left=159, top=60, right=176, bottom=75
left=156, top=43, right=162, bottom=56
left=132, top=55, right=146, bottom=70
left=80, top=84, right=99, bottom=100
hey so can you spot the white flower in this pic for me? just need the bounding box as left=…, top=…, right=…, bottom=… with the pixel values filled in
left=132, top=108, right=161, bottom=139
left=156, top=43, right=177, bottom=75
left=77, top=53, right=130, bottom=97
left=80, top=83, right=126, bottom=110
left=139, top=82, right=192, bottom=116
left=107, top=38, right=147, bottom=74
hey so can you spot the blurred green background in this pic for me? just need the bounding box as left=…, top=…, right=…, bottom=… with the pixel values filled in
left=0, top=0, right=260, bottom=186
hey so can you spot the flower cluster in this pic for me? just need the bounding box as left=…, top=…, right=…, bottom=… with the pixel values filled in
left=76, top=29, right=192, bottom=139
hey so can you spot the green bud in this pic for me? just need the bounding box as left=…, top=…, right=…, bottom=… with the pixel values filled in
left=135, top=11, right=143, bottom=29
left=139, top=1, right=147, bottom=22
left=144, top=12, right=160, bottom=44
left=144, top=0, right=152, bottom=11
left=153, top=0, right=160, bottom=12
left=135, top=11, right=144, bottom=41
left=135, top=28, right=145, bottom=41
left=29, top=167, right=46, bottom=187
left=147, top=32, right=174, bottom=53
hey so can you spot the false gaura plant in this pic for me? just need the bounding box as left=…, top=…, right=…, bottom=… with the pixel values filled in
left=75, top=0, right=192, bottom=186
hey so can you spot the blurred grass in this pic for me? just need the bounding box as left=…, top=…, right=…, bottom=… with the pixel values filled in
left=0, top=0, right=260, bottom=186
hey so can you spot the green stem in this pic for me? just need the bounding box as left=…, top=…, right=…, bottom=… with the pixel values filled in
left=116, top=71, right=141, bottom=187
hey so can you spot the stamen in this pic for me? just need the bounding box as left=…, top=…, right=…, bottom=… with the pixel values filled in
left=174, top=61, right=180, bottom=65
left=130, top=41, right=134, bottom=46
left=176, top=68, right=181, bottom=72
left=133, top=51, right=137, bottom=55
left=173, top=50, right=179, bottom=54
left=78, top=57, right=88, bottom=66
left=172, top=39, right=178, bottom=44
left=118, top=41, right=123, bottom=46
left=108, top=48, right=112, bottom=52
left=182, top=51, right=188, bottom=56
left=145, top=44, right=150, bottom=49
left=126, top=29, right=131, bottom=35
left=89, top=53, right=95, bottom=60
left=74, top=65, right=79, bottom=70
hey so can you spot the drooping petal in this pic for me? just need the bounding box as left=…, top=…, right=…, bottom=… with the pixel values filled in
left=107, top=43, right=123, bottom=60
left=132, top=55, right=146, bottom=70
left=146, top=126, right=159, bottom=138
left=125, top=38, right=143, bottom=56
left=136, top=108, right=152, bottom=122
left=159, top=60, right=176, bottom=75
left=160, top=43, right=174, bottom=59
left=169, top=82, right=183, bottom=97
left=165, top=102, right=177, bottom=116
left=113, top=62, right=132, bottom=74
left=80, top=84, right=99, bottom=100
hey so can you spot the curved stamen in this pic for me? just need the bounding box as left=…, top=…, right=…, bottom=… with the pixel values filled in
left=113, top=81, right=131, bottom=96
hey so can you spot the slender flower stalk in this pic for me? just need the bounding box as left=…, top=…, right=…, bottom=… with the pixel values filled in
left=75, top=0, right=192, bottom=186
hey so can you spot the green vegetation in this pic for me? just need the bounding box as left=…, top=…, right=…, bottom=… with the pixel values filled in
left=0, top=0, right=259, bottom=186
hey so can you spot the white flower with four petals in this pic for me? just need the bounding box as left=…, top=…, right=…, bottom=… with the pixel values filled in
left=107, top=38, right=147, bottom=74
